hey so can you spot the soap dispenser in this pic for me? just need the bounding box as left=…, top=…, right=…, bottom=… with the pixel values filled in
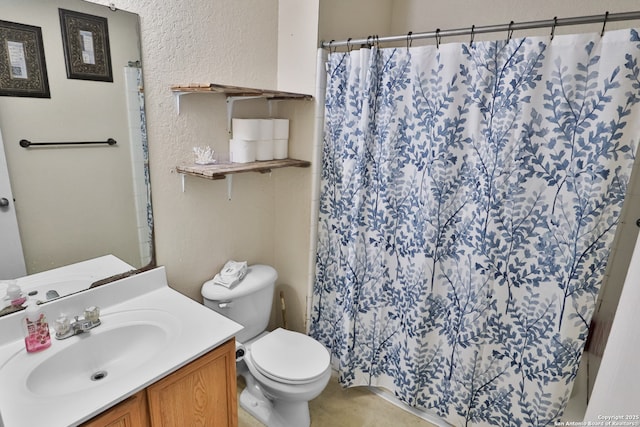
left=4, top=280, right=26, bottom=307
left=23, top=300, right=51, bottom=352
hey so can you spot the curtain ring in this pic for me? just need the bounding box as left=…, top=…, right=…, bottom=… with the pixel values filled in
left=601, top=11, right=609, bottom=36
left=550, top=17, right=558, bottom=40
left=375, top=35, right=380, bottom=49
left=407, top=31, right=413, bottom=50
left=328, top=40, right=335, bottom=54
left=366, top=35, right=372, bottom=48
left=470, top=25, right=475, bottom=46
left=435, top=28, right=441, bottom=49
left=347, top=38, right=353, bottom=52
left=507, top=21, right=515, bottom=41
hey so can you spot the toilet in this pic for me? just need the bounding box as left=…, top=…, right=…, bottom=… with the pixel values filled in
left=201, top=264, right=331, bottom=427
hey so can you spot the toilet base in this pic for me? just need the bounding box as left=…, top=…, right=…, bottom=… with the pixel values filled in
left=239, top=385, right=311, bottom=427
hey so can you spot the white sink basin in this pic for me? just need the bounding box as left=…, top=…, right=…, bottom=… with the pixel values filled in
left=0, top=266, right=242, bottom=427
left=2, top=309, right=180, bottom=397
left=27, top=320, right=170, bottom=396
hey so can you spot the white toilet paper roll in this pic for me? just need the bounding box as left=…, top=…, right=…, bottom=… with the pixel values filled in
left=235, top=342, right=246, bottom=362
left=272, top=119, right=289, bottom=139
left=256, top=139, right=274, bottom=161
left=232, top=119, right=262, bottom=140
left=260, top=119, right=274, bottom=140
left=229, top=139, right=257, bottom=163
left=273, top=139, right=288, bottom=159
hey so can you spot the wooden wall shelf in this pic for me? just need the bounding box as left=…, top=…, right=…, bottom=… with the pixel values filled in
left=177, top=158, right=311, bottom=181
left=171, top=83, right=313, bottom=101
left=171, top=83, right=313, bottom=199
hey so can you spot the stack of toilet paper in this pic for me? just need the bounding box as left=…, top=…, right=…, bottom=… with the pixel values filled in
left=272, top=119, right=289, bottom=159
left=230, top=118, right=289, bottom=163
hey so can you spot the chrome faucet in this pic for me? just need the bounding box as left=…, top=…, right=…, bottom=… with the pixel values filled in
left=54, top=306, right=101, bottom=340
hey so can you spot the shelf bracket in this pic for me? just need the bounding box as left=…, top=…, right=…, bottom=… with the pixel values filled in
left=180, top=172, right=233, bottom=200
left=226, top=96, right=266, bottom=133
left=174, top=92, right=189, bottom=114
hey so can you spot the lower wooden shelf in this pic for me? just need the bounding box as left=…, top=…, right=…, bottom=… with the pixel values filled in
left=176, top=158, right=311, bottom=180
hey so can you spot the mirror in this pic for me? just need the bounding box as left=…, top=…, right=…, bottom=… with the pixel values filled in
left=0, top=0, right=153, bottom=309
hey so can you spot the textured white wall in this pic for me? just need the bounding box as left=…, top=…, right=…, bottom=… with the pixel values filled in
left=83, top=0, right=280, bottom=288
left=318, top=0, right=393, bottom=46
left=277, top=0, right=319, bottom=95
left=85, top=0, right=319, bottom=333
left=391, top=0, right=640, bottom=39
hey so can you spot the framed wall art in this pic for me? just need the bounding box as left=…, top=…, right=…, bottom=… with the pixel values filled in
left=0, top=20, right=50, bottom=98
left=59, top=8, right=113, bottom=82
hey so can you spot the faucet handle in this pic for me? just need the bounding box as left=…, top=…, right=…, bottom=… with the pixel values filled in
left=54, top=314, right=71, bottom=335
left=84, top=306, right=100, bottom=323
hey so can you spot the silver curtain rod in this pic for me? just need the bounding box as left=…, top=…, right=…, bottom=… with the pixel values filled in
left=321, top=11, right=640, bottom=48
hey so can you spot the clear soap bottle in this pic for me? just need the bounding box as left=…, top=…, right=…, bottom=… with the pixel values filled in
left=23, top=300, right=51, bottom=352
left=5, top=281, right=26, bottom=307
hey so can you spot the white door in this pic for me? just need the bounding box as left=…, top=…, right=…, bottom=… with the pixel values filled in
left=0, top=129, right=26, bottom=279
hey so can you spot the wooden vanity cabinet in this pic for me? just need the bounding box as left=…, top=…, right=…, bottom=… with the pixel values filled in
left=81, top=390, right=149, bottom=427
left=82, top=338, right=237, bottom=427
left=147, top=337, right=238, bottom=426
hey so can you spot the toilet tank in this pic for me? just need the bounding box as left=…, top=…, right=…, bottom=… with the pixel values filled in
left=201, top=264, right=277, bottom=343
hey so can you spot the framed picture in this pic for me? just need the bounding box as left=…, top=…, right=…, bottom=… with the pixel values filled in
left=59, top=8, right=112, bottom=82
left=0, top=20, right=50, bottom=98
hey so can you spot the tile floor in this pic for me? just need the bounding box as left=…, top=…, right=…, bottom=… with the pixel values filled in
left=237, top=373, right=437, bottom=427
left=238, top=369, right=588, bottom=426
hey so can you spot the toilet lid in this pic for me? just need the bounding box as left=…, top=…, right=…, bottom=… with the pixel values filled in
left=249, top=328, right=330, bottom=384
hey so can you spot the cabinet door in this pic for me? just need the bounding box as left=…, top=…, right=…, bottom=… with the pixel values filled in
left=81, top=390, right=150, bottom=427
left=147, top=338, right=238, bottom=427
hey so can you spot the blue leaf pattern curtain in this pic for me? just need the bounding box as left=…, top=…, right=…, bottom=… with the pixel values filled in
left=311, top=29, right=640, bottom=426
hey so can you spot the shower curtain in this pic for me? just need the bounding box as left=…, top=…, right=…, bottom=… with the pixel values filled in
left=311, top=28, right=640, bottom=426
left=123, top=64, right=153, bottom=266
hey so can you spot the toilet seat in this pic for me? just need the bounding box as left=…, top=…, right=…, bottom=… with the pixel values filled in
left=249, top=328, right=330, bottom=385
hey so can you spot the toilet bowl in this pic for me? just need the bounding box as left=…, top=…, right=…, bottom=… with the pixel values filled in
left=201, top=265, right=331, bottom=427
left=237, top=328, right=331, bottom=427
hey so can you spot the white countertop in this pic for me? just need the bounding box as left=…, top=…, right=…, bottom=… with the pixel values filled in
left=0, top=266, right=242, bottom=427
left=1, top=255, right=135, bottom=304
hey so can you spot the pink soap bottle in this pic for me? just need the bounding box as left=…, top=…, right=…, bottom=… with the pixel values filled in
left=23, top=300, right=51, bottom=353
